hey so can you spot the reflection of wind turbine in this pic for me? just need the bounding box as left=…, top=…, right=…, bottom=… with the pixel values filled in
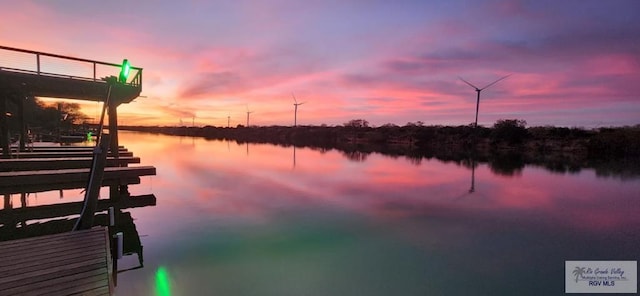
left=292, top=93, right=305, bottom=127
left=469, top=159, right=476, bottom=193
left=246, top=105, right=253, bottom=127
left=292, top=146, right=297, bottom=169
left=458, top=74, right=511, bottom=127
left=453, top=159, right=477, bottom=201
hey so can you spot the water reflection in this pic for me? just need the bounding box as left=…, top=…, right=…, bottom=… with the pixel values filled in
left=292, top=145, right=296, bottom=169
left=111, top=131, right=640, bottom=295
left=341, top=150, right=369, bottom=162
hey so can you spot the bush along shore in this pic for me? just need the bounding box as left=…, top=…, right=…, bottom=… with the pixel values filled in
left=120, top=119, right=640, bottom=179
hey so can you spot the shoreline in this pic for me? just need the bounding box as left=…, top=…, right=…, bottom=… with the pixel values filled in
left=118, top=124, right=640, bottom=179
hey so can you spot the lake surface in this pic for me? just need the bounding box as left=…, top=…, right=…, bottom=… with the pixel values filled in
left=7, top=131, right=640, bottom=295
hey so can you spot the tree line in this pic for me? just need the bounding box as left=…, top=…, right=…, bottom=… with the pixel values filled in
left=5, top=98, right=89, bottom=137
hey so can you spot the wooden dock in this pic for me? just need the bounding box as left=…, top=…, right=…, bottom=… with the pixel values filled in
left=0, top=166, right=156, bottom=187
left=0, top=194, right=156, bottom=225
left=0, top=144, right=154, bottom=195
left=9, top=151, right=135, bottom=158
left=0, top=227, right=113, bottom=296
left=0, top=156, right=141, bottom=171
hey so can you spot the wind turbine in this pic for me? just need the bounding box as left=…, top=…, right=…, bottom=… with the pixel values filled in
left=227, top=112, right=230, bottom=128
left=292, top=93, right=306, bottom=127
left=458, top=74, right=511, bottom=127
left=246, top=105, right=253, bottom=127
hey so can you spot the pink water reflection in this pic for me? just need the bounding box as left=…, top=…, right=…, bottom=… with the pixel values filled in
left=118, top=131, right=640, bottom=236
left=110, top=131, right=640, bottom=295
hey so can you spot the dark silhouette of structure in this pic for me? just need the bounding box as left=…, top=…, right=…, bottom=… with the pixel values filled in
left=292, top=93, right=305, bottom=127
left=246, top=105, right=253, bottom=127
left=0, top=45, right=142, bottom=157
left=458, top=74, right=511, bottom=127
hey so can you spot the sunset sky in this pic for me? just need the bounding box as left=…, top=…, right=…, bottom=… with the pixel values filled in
left=1, top=0, right=639, bottom=127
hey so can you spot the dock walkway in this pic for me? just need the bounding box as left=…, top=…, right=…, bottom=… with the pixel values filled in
left=0, top=227, right=112, bottom=295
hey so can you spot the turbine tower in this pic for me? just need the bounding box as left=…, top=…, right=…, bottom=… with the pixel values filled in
left=292, top=93, right=306, bottom=127
left=246, top=105, right=253, bottom=127
left=458, top=74, right=511, bottom=128
left=227, top=113, right=230, bottom=128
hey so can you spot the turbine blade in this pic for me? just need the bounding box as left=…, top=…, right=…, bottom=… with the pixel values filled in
left=299, top=102, right=306, bottom=105
left=292, top=92, right=297, bottom=104
left=480, top=74, right=511, bottom=90
left=458, top=76, right=479, bottom=90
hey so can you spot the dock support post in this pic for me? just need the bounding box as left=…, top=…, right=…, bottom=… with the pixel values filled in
left=108, top=103, right=119, bottom=159
left=3, top=194, right=11, bottom=210
left=0, top=98, right=10, bottom=159
left=18, top=97, right=26, bottom=152
left=108, top=103, right=126, bottom=201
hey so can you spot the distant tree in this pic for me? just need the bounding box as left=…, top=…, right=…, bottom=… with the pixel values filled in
left=7, top=98, right=89, bottom=133
left=51, top=102, right=89, bottom=130
left=381, top=123, right=398, bottom=128
left=494, top=119, right=527, bottom=129
left=492, top=119, right=528, bottom=144
left=405, top=121, right=424, bottom=127
left=344, top=119, right=369, bottom=128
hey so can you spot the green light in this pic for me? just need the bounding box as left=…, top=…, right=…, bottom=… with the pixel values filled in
left=155, top=266, right=171, bottom=296
left=119, top=59, right=131, bottom=82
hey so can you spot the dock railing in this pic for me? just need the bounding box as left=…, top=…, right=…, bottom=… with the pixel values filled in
left=0, top=45, right=142, bottom=87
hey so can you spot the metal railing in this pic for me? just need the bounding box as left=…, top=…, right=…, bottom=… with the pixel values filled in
left=0, top=45, right=142, bottom=87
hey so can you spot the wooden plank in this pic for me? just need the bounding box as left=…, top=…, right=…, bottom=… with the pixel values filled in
left=0, top=263, right=108, bottom=295
left=11, top=151, right=134, bottom=158
left=0, top=166, right=156, bottom=187
left=0, top=256, right=105, bottom=286
left=0, top=269, right=106, bottom=295
left=0, top=233, right=105, bottom=264
left=0, top=250, right=104, bottom=277
left=8, top=147, right=128, bottom=153
left=69, top=285, right=111, bottom=296
left=0, top=233, right=105, bottom=261
left=9, top=145, right=126, bottom=150
left=0, top=227, right=112, bottom=295
left=0, top=177, right=140, bottom=195
left=0, top=157, right=140, bottom=171
left=0, top=227, right=103, bottom=250
left=0, top=233, right=104, bottom=254
left=41, top=275, right=109, bottom=296
left=0, top=234, right=104, bottom=260
left=0, top=262, right=106, bottom=291
left=0, top=194, right=156, bottom=224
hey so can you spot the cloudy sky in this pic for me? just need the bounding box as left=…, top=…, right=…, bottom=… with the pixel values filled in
left=1, top=0, right=639, bottom=127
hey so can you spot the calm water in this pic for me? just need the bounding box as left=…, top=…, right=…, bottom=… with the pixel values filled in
left=8, top=131, right=640, bottom=295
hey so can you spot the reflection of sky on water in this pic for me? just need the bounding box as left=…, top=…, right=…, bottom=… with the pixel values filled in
left=110, top=131, right=640, bottom=295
